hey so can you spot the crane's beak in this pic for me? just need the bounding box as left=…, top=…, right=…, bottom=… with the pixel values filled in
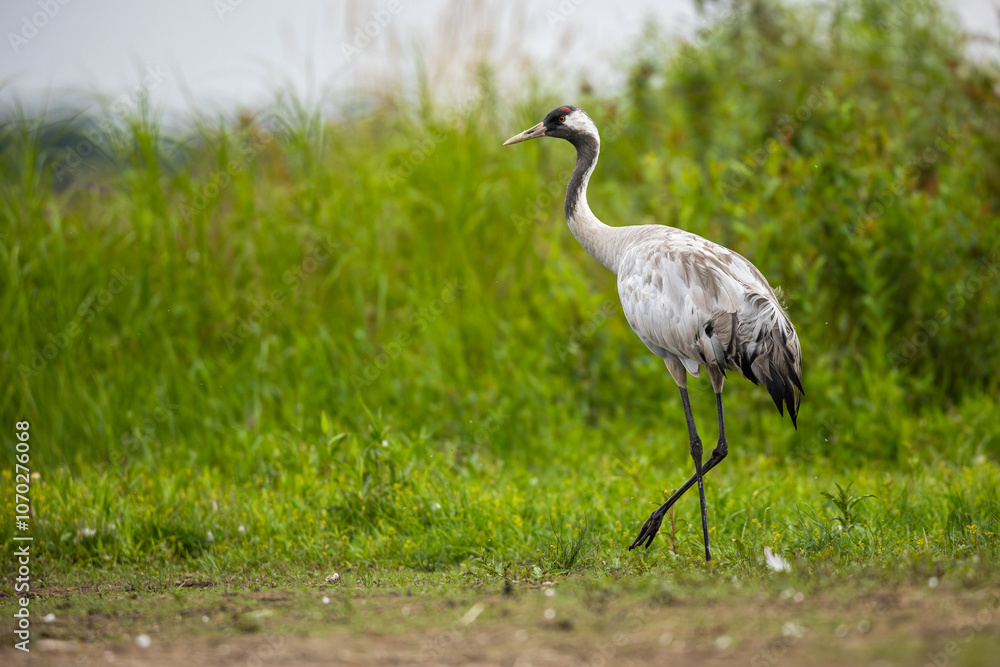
left=503, top=121, right=546, bottom=146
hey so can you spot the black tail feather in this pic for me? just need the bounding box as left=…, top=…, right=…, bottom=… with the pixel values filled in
left=731, top=303, right=803, bottom=428
left=753, top=346, right=803, bottom=429
left=761, top=368, right=801, bottom=428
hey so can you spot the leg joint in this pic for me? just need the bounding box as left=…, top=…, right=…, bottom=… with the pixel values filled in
left=712, top=440, right=728, bottom=459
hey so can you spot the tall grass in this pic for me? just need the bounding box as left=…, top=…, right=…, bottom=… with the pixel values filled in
left=1, top=0, right=999, bottom=577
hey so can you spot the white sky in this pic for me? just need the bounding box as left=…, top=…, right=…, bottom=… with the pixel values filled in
left=0, top=0, right=997, bottom=118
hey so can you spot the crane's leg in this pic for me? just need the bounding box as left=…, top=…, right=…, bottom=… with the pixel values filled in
left=629, top=391, right=730, bottom=554
left=683, top=388, right=712, bottom=561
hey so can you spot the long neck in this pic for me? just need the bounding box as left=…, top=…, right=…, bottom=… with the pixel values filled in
left=564, top=134, right=621, bottom=274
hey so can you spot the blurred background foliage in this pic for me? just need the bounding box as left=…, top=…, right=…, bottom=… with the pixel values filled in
left=1, top=0, right=999, bottom=571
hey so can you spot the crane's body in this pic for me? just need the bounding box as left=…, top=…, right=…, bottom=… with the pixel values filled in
left=504, top=106, right=802, bottom=560
left=616, top=225, right=801, bottom=417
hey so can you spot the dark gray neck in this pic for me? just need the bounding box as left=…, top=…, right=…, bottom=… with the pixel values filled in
left=565, top=133, right=600, bottom=220
left=561, top=132, right=620, bottom=273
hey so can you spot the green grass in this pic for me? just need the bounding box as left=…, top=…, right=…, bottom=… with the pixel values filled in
left=4, top=434, right=999, bottom=579
left=1, top=0, right=1000, bottom=598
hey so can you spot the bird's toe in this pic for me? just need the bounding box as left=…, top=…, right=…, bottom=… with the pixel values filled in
left=629, top=513, right=663, bottom=551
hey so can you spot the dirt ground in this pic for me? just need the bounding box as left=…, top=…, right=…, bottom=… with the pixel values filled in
left=3, top=579, right=1000, bottom=666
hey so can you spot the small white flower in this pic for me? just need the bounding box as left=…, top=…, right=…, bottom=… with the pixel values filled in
left=42, top=613, right=56, bottom=623
left=238, top=525, right=246, bottom=533
left=321, top=596, right=330, bottom=605
left=136, top=634, right=151, bottom=648
left=205, top=530, right=214, bottom=543
left=81, top=528, right=97, bottom=538
left=928, top=576, right=939, bottom=588
left=543, top=608, right=556, bottom=620
left=764, top=547, right=791, bottom=572
left=715, top=635, right=732, bottom=650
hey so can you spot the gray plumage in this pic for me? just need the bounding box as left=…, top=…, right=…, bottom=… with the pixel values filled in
left=616, top=227, right=803, bottom=424
left=504, top=105, right=804, bottom=560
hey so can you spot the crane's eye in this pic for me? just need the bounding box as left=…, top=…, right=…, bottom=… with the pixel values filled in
left=558, top=116, right=566, bottom=123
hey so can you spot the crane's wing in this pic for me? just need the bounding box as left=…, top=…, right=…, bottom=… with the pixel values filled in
left=617, top=227, right=803, bottom=424
left=617, top=228, right=745, bottom=374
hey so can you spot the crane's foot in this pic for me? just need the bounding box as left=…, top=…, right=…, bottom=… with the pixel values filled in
left=628, top=509, right=665, bottom=550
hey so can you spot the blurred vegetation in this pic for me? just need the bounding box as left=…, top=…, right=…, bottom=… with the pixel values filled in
left=1, top=0, right=999, bottom=578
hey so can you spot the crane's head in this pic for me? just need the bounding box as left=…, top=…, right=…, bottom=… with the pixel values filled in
left=503, top=106, right=599, bottom=147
